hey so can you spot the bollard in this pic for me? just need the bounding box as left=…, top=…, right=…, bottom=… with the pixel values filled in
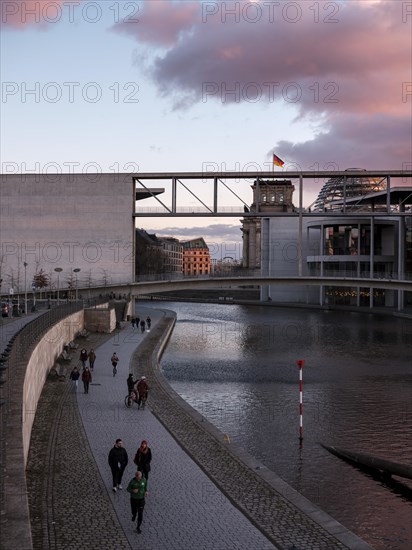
left=296, top=360, right=304, bottom=441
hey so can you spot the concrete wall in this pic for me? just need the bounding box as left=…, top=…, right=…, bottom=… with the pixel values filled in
left=261, top=217, right=319, bottom=303
left=0, top=173, right=135, bottom=293
left=22, top=311, right=84, bottom=463
left=85, top=308, right=116, bottom=333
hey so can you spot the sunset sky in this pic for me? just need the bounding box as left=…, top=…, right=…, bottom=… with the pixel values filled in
left=2, top=0, right=411, bottom=255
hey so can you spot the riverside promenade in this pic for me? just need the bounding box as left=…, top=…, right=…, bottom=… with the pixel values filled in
left=24, top=306, right=375, bottom=550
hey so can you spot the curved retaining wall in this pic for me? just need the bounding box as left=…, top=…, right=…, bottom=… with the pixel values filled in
left=21, top=312, right=84, bottom=463
left=2, top=311, right=85, bottom=550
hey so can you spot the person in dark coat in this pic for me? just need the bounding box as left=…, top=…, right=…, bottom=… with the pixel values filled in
left=140, top=319, right=146, bottom=333
left=79, top=348, right=88, bottom=368
left=127, top=373, right=136, bottom=397
left=82, top=366, right=92, bottom=394
left=133, top=440, right=152, bottom=480
left=146, top=316, right=151, bottom=329
left=69, top=366, right=80, bottom=392
left=108, top=439, right=128, bottom=492
left=88, top=348, right=96, bottom=370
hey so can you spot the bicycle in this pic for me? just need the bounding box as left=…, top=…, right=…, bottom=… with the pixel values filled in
left=125, top=391, right=137, bottom=408
left=124, top=391, right=147, bottom=409
left=112, top=362, right=118, bottom=376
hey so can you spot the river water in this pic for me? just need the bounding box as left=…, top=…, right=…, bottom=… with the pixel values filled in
left=142, top=300, right=412, bottom=549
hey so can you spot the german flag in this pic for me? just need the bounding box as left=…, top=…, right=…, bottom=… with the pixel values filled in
left=273, top=153, right=285, bottom=167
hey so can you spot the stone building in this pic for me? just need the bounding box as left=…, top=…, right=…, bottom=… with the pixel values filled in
left=182, top=238, right=211, bottom=276
left=241, top=179, right=295, bottom=269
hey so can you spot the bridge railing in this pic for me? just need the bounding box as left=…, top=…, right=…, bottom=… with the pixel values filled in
left=134, top=269, right=412, bottom=283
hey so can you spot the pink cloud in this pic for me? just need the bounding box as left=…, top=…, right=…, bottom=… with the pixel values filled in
left=275, top=113, right=412, bottom=173
left=113, top=0, right=410, bottom=171
left=143, top=1, right=411, bottom=119
left=0, top=0, right=85, bottom=29
left=113, top=1, right=199, bottom=47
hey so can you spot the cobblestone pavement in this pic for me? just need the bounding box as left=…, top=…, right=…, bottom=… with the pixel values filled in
left=26, top=306, right=374, bottom=550
left=26, top=331, right=132, bottom=550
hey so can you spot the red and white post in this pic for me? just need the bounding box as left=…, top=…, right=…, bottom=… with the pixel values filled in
left=296, top=360, right=304, bottom=441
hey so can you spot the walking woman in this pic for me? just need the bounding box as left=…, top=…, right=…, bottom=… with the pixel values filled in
left=133, top=440, right=152, bottom=480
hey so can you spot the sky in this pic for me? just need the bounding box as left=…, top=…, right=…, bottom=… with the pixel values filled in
left=1, top=0, right=411, bottom=258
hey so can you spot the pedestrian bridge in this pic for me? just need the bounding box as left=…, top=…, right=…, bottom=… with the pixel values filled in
left=84, top=276, right=412, bottom=297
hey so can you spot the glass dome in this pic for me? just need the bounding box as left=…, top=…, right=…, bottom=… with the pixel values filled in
left=313, top=168, right=386, bottom=211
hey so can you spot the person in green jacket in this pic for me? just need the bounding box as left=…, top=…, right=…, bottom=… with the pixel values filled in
left=127, top=470, right=148, bottom=533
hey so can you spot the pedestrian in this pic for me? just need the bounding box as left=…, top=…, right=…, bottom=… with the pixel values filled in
left=136, top=376, right=149, bottom=410
left=146, top=316, right=151, bottom=329
left=82, top=366, right=92, bottom=394
left=108, top=438, right=128, bottom=492
left=69, top=366, right=80, bottom=392
left=88, top=348, right=96, bottom=370
left=140, top=319, right=146, bottom=333
left=131, top=317, right=135, bottom=328
left=111, top=352, right=119, bottom=376
left=133, top=440, right=152, bottom=480
left=127, top=470, right=148, bottom=534
left=127, top=373, right=136, bottom=397
left=79, top=348, right=88, bottom=368
left=135, top=317, right=140, bottom=328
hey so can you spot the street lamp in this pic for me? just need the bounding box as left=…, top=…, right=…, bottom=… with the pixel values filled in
left=23, top=262, right=28, bottom=314
left=73, top=268, right=81, bottom=301
left=54, top=267, right=63, bottom=305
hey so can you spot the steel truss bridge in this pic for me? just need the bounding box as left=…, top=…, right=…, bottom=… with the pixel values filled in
left=133, top=169, right=412, bottom=218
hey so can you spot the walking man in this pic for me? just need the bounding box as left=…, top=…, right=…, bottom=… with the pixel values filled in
left=108, top=439, right=128, bottom=492
left=82, top=366, right=92, bottom=394
left=88, top=348, right=96, bottom=370
left=69, top=366, right=80, bottom=392
left=127, top=470, right=148, bottom=534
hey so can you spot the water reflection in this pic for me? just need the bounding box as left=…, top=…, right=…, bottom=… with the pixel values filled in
left=148, top=301, right=412, bottom=550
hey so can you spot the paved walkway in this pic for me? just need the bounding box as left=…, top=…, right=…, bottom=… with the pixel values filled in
left=77, top=308, right=276, bottom=550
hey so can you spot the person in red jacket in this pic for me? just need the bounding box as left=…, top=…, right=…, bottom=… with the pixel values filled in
left=82, top=366, right=92, bottom=394
left=136, top=376, right=149, bottom=409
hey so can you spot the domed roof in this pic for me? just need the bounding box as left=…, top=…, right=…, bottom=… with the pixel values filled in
left=313, top=169, right=386, bottom=212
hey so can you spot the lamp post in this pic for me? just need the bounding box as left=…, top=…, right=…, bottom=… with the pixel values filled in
left=73, top=268, right=81, bottom=301
left=54, top=267, right=62, bottom=305
left=23, top=262, right=28, bottom=314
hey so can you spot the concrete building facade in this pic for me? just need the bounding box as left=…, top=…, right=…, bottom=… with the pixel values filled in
left=0, top=174, right=136, bottom=296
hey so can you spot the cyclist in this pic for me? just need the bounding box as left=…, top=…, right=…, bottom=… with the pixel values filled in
left=136, top=376, right=149, bottom=409
left=111, top=352, right=119, bottom=376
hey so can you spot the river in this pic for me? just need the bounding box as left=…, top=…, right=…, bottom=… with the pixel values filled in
left=141, top=300, right=412, bottom=549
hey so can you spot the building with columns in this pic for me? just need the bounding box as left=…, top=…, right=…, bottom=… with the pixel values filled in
left=241, top=179, right=295, bottom=269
